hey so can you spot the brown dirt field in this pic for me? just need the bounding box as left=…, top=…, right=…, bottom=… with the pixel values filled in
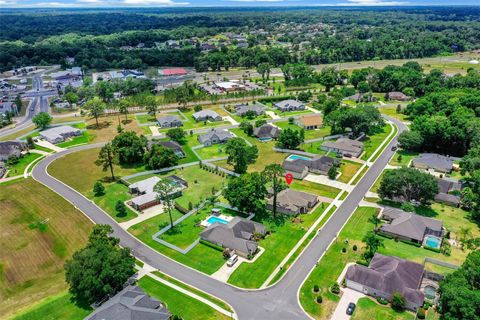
left=0, top=179, right=92, bottom=317
left=86, top=114, right=143, bottom=143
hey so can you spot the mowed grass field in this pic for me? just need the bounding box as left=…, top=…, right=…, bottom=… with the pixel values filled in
left=0, top=179, right=92, bottom=318
left=86, top=114, right=144, bottom=143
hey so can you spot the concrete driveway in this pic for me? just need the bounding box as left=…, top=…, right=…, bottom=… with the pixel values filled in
left=331, top=288, right=365, bottom=320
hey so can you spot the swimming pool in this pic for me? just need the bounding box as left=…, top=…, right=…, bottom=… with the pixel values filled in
left=286, top=154, right=311, bottom=161
left=424, top=235, right=442, bottom=249
left=258, top=137, right=272, bottom=142
left=424, top=286, right=437, bottom=300
left=207, top=216, right=229, bottom=225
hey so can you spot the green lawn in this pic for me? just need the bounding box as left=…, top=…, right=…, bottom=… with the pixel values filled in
left=389, top=150, right=419, bottom=167
left=12, top=292, right=91, bottom=320
left=361, top=124, right=393, bottom=161
left=275, top=121, right=331, bottom=140
left=351, top=297, right=414, bottom=320
left=290, top=179, right=341, bottom=199
left=89, top=182, right=138, bottom=222
left=135, top=113, right=158, bottom=124
left=6, top=152, right=43, bottom=177
left=351, top=165, right=369, bottom=185
left=370, top=169, right=391, bottom=193
left=378, top=105, right=411, bottom=122
left=32, top=144, right=53, bottom=153
left=301, top=141, right=330, bottom=155
left=228, top=204, right=330, bottom=288
left=56, top=131, right=92, bottom=148
left=138, top=276, right=230, bottom=320
left=338, top=160, right=362, bottom=183
left=195, top=144, right=227, bottom=160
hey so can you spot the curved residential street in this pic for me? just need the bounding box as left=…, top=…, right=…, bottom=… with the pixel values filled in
left=31, top=117, right=407, bottom=320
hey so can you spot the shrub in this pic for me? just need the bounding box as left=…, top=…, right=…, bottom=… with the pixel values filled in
left=376, top=297, right=388, bottom=305
left=316, top=295, right=323, bottom=304
left=353, top=244, right=358, bottom=251
left=342, top=247, right=347, bottom=253
left=331, top=282, right=340, bottom=294
left=401, top=202, right=415, bottom=212
left=188, top=201, right=193, bottom=210
left=93, top=181, right=105, bottom=196
left=313, top=284, right=319, bottom=293
left=417, top=308, right=426, bottom=319
left=391, top=292, right=406, bottom=312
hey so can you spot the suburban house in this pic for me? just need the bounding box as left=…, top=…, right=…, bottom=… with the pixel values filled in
left=85, top=285, right=171, bottom=320
left=253, top=124, right=280, bottom=140
left=345, top=93, right=378, bottom=103
left=149, top=140, right=185, bottom=158
left=345, top=253, right=425, bottom=311
left=128, top=175, right=187, bottom=211
left=234, top=104, right=265, bottom=117
left=198, top=129, right=234, bottom=146
left=412, top=153, right=454, bottom=174
left=200, top=217, right=266, bottom=258
left=0, top=141, right=27, bottom=161
left=282, top=155, right=337, bottom=179
left=157, top=115, right=183, bottom=128
left=267, top=188, right=319, bottom=215
left=295, top=114, right=323, bottom=130
left=39, top=125, right=81, bottom=144
left=434, top=178, right=462, bottom=207
left=386, top=91, right=411, bottom=101
left=274, top=99, right=305, bottom=112
left=321, top=138, right=364, bottom=158
left=192, top=110, right=223, bottom=122
left=379, top=207, right=444, bottom=245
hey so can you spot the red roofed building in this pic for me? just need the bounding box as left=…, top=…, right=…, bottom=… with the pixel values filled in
left=159, top=68, right=188, bottom=76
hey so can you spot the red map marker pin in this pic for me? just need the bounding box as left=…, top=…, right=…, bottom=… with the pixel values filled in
left=285, top=173, right=294, bottom=185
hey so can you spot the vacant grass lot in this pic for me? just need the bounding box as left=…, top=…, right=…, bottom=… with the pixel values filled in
left=12, top=292, right=91, bottom=320
left=338, top=160, right=362, bottom=183
left=0, top=179, right=92, bottom=318
left=378, top=105, right=410, bottom=122
left=291, top=179, right=341, bottom=199
left=194, top=144, right=227, bottom=160
left=275, top=121, right=331, bottom=140
left=361, top=124, right=393, bottom=161
left=228, top=204, right=329, bottom=288
left=138, top=276, right=230, bottom=320
left=86, top=115, right=143, bottom=143
left=6, top=152, right=42, bottom=177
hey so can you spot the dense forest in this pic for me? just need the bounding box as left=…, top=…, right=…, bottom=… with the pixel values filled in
left=1, top=7, right=480, bottom=71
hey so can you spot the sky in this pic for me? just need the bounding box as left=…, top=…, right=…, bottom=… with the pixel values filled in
left=1, top=0, right=479, bottom=8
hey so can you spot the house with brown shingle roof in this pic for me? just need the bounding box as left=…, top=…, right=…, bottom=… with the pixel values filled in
left=295, top=114, right=323, bottom=130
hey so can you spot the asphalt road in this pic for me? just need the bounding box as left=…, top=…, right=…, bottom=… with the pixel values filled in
left=31, top=117, right=406, bottom=319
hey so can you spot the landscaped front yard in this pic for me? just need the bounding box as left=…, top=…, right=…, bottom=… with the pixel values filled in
left=389, top=149, right=419, bottom=167
left=228, top=204, right=330, bottom=288
left=290, top=179, right=342, bottom=199
left=5, top=152, right=43, bottom=177
left=351, top=297, right=415, bottom=320
left=337, top=160, right=363, bottom=183
left=56, top=131, right=92, bottom=148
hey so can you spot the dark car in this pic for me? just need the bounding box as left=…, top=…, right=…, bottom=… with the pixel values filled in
left=391, top=145, right=398, bottom=151
left=346, top=302, right=356, bottom=315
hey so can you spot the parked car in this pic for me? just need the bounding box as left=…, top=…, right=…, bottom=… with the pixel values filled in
left=391, top=145, right=398, bottom=151
left=346, top=302, right=356, bottom=315
left=227, top=254, right=238, bottom=267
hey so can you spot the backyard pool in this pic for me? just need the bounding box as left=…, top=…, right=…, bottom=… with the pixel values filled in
left=286, top=154, right=311, bottom=161
left=201, top=214, right=234, bottom=227
left=424, top=285, right=437, bottom=300
left=424, top=235, right=442, bottom=249
left=258, top=137, right=272, bottom=142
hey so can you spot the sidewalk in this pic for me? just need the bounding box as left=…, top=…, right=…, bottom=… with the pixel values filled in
left=266, top=111, right=281, bottom=119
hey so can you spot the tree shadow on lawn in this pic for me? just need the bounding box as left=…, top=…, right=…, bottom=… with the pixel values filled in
left=86, top=121, right=112, bottom=130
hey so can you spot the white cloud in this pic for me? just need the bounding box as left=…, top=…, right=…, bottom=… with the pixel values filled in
left=0, top=0, right=17, bottom=4
left=338, top=0, right=408, bottom=5
left=226, top=0, right=284, bottom=2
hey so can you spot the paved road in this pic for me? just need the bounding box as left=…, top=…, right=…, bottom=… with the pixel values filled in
left=0, top=75, right=54, bottom=138
left=32, top=117, right=406, bottom=319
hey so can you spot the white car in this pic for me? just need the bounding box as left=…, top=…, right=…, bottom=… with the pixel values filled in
left=227, top=254, right=238, bottom=267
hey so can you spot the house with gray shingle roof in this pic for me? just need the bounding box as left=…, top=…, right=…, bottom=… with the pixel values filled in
left=192, top=110, right=222, bottom=122
left=321, top=138, right=364, bottom=158
left=386, top=91, right=411, bottom=101
left=345, top=253, right=425, bottom=311
left=282, top=155, right=337, bottom=179
left=379, top=207, right=443, bottom=243
left=253, top=124, right=280, bottom=140
left=412, top=153, right=454, bottom=173
left=200, top=217, right=266, bottom=258
left=85, top=285, right=171, bottom=320
left=234, top=104, right=265, bottom=117
left=267, top=188, right=319, bottom=215
left=39, top=125, right=81, bottom=144
left=434, top=178, right=462, bottom=207
left=198, top=129, right=234, bottom=146
left=0, top=140, right=27, bottom=161
left=274, top=99, right=305, bottom=112
left=156, top=115, right=183, bottom=128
